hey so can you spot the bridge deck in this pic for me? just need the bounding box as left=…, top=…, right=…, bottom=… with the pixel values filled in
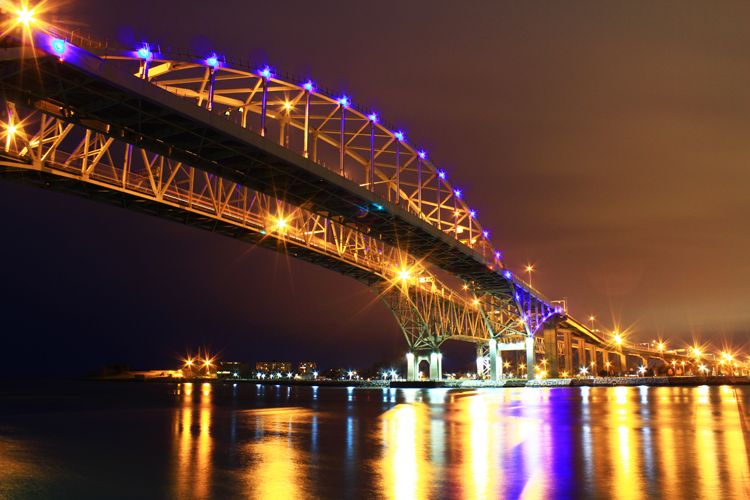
left=0, top=38, right=515, bottom=299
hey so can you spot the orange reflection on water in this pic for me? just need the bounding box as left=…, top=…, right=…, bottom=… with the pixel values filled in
left=172, top=382, right=213, bottom=499
left=694, top=385, right=720, bottom=498
left=378, top=402, right=432, bottom=500
left=243, top=407, right=312, bottom=499
left=610, top=386, right=642, bottom=500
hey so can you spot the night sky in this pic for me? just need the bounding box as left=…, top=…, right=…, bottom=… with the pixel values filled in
left=2, top=0, right=750, bottom=376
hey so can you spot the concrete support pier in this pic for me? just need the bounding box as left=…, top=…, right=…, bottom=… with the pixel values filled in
left=489, top=338, right=499, bottom=380
left=543, top=323, right=559, bottom=377
left=562, top=330, right=573, bottom=376
left=429, top=351, right=443, bottom=381
left=406, top=352, right=415, bottom=381
left=526, top=336, right=536, bottom=380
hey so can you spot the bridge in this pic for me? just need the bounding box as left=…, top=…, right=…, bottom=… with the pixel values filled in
left=0, top=11, right=687, bottom=380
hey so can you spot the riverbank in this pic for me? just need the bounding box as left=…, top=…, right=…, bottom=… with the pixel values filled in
left=96, top=375, right=750, bottom=388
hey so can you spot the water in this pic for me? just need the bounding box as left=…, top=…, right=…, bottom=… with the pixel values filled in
left=0, top=381, right=749, bottom=499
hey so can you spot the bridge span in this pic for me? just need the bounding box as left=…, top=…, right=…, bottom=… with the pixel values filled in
left=0, top=18, right=686, bottom=379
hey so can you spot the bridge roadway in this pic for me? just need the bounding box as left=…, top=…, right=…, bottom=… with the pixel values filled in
left=0, top=31, right=515, bottom=298
left=0, top=26, right=691, bottom=379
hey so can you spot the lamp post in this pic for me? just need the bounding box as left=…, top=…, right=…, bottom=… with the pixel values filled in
left=525, top=264, right=534, bottom=288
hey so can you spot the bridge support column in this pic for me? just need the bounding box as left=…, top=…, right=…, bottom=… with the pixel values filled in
left=406, top=352, right=416, bottom=381
left=429, top=351, right=443, bottom=381
left=563, top=330, right=573, bottom=376
left=489, top=338, right=499, bottom=381
left=618, top=352, right=627, bottom=375
left=476, top=344, right=484, bottom=378
left=602, top=351, right=610, bottom=375
left=526, top=336, right=536, bottom=381
left=543, top=323, right=559, bottom=378
left=576, top=339, right=586, bottom=372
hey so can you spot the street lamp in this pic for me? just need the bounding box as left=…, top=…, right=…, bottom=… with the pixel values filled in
left=588, top=315, right=596, bottom=330
left=525, top=264, right=535, bottom=288
left=613, top=332, right=623, bottom=347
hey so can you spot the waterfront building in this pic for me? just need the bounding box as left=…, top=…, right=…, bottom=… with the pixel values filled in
left=256, top=361, right=292, bottom=374
left=216, top=361, right=245, bottom=379
left=298, top=361, right=317, bottom=375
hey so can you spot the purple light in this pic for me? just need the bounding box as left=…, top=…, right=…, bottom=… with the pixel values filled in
left=258, top=65, right=273, bottom=79
left=137, top=45, right=151, bottom=60
left=394, top=130, right=405, bottom=141
left=469, top=210, right=476, bottom=218
left=206, top=54, right=219, bottom=68
left=368, top=112, right=378, bottom=123
left=51, top=38, right=66, bottom=57
left=418, top=150, right=427, bottom=160
left=303, top=80, right=315, bottom=92
left=454, top=189, right=462, bottom=198
left=494, top=250, right=502, bottom=259
left=437, top=170, right=446, bottom=180
left=504, top=270, right=512, bottom=279
left=338, top=95, right=350, bottom=107
left=482, top=230, right=489, bottom=238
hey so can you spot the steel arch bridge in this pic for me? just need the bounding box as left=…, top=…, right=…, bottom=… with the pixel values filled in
left=0, top=16, right=680, bottom=380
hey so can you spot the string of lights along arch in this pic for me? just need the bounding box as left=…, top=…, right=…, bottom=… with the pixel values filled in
left=0, top=4, right=691, bottom=380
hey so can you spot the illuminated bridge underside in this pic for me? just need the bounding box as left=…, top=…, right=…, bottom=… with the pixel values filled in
left=0, top=39, right=516, bottom=298
left=0, top=103, right=522, bottom=350
left=0, top=29, right=686, bottom=379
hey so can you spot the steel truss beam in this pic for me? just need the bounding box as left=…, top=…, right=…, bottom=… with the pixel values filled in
left=0, top=102, right=523, bottom=348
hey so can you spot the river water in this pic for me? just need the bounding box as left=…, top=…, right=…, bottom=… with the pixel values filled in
left=0, top=381, right=748, bottom=499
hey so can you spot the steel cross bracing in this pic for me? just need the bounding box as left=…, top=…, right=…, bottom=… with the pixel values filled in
left=0, top=26, right=602, bottom=356
left=0, top=30, right=559, bottom=307
left=0, top=101, right=525, bottom=349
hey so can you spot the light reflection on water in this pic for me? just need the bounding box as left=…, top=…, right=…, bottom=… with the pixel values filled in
left=0, top=382, right=749, bottom=499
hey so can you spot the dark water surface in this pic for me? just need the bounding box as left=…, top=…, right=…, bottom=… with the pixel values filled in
left=0, top=381, right=749, bottom=499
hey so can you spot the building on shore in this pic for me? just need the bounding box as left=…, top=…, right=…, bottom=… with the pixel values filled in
left=216, top=361, right=247, bottom=379
left=256, top=361, right=292, bottom=375
left=298, top=361, right=317, bottom=375
left=128, top=369, right=184, bottom=380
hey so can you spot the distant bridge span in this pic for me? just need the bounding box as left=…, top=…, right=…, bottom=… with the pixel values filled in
left=0, top=23, right=684, bottom=379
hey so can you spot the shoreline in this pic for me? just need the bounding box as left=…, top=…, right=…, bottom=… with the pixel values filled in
left=91, top=375, right=750, bottom=389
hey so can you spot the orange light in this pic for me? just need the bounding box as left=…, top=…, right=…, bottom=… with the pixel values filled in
left=16, top=7, right=35, bottom=25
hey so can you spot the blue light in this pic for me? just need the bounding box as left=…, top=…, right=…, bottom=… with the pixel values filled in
left=418, top=150, right=427, bottom=160
left=303, top=80, right=315, bottom=92
left=368, top=112, right=378, bottom=123
left=137, top=45, right=151, bottom=60
left=470, top=210, right=476, bottom=218
left=51, top=39, right=66, bottom=57
left=482, top=230, right=489, bottom=238
left=206, top=54, right=219, bottom=68
left=504, top=270, right=512, bottom=279
left=437, top=170, right=446, bottom=180
left=338, top=95, right=350, bottom=107
left=494, top=250, right=502, bottom=259
left=454, top=189, right=462, bottom=198
left=373, top=203, right=384, bottom=211
left=258, top=65, right=273, bottom=79
left=394, top=130, right=405, bottom=141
